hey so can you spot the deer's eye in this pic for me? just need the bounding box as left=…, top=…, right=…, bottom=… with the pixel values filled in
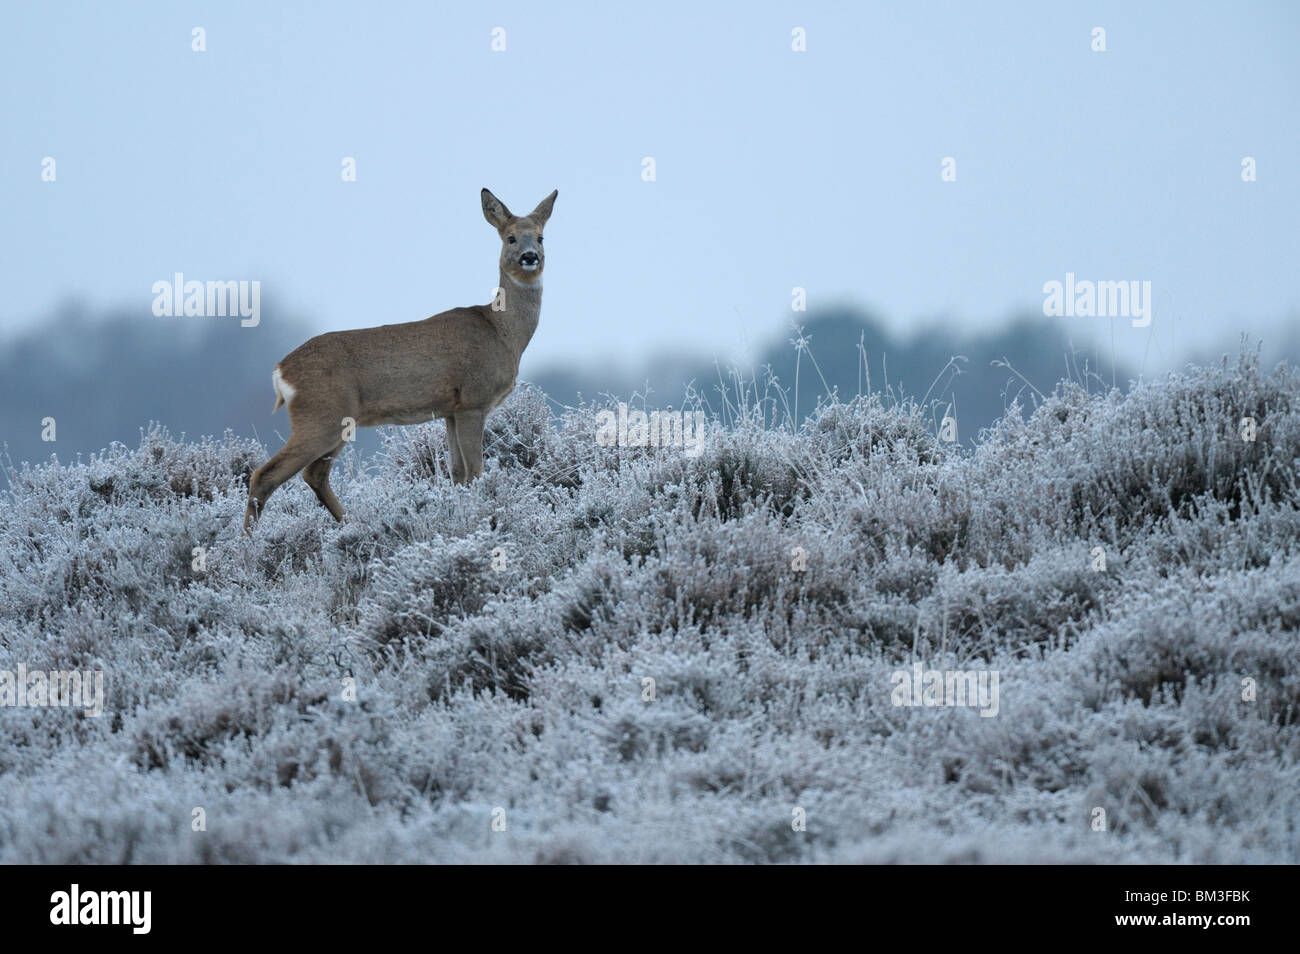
left=507, top=235, right=516, bottom=244
left=537, top=236, right=543, bottom=244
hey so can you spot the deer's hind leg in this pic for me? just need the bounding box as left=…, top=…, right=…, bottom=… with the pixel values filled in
left=244, top=435, right=327, bottom=532
left=302, top=442, right=346, bottom=521
left=245, top=400, right=351, bottom=532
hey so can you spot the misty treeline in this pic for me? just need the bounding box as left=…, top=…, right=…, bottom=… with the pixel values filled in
left=1, top=299, right=1133, bottom=471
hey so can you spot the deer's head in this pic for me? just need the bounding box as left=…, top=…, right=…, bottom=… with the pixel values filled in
left=482, top=188, right=557, bottom=285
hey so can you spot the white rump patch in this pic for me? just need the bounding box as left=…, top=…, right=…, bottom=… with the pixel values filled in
left=272, top=366, right=296, bottom=404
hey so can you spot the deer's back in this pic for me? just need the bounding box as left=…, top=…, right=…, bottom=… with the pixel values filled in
left=277, top=307, right=520, bottom=424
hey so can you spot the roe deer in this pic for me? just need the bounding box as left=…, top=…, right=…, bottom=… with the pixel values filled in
left=243, top=187, right=557, bottom=532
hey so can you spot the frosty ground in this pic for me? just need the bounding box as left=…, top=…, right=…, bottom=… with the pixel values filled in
left=1, top=351, right=1297, bottom=863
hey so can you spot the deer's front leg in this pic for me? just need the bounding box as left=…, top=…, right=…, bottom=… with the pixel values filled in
left=449, top=409, right=485, bottom=483
left=445, top=416, right=466, bottom=483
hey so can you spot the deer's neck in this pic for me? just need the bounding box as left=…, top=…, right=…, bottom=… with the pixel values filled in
left=494, top=270, right=543, bottom=358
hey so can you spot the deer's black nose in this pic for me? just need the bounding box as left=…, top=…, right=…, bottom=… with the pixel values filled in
left=520, top=252, right=539, bottom=266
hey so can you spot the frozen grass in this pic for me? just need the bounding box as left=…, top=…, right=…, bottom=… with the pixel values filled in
left=0, top=349, right=1297, bottom=863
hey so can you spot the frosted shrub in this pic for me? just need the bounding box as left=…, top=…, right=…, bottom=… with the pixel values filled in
left=1, top=350, right=1297, bottom=863
left=358, top=530, right=508, bottom=654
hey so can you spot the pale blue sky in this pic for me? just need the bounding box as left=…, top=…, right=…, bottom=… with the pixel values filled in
left=3, top=0, right=1297, bottom=375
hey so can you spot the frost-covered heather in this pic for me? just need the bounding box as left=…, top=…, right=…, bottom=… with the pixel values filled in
left=1, top=351, right=1298, bottom=864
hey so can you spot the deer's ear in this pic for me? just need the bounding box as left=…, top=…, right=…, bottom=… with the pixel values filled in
left=481, top=188, right=512, bottom=229
left=529, top=190, right=558, bottom=225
